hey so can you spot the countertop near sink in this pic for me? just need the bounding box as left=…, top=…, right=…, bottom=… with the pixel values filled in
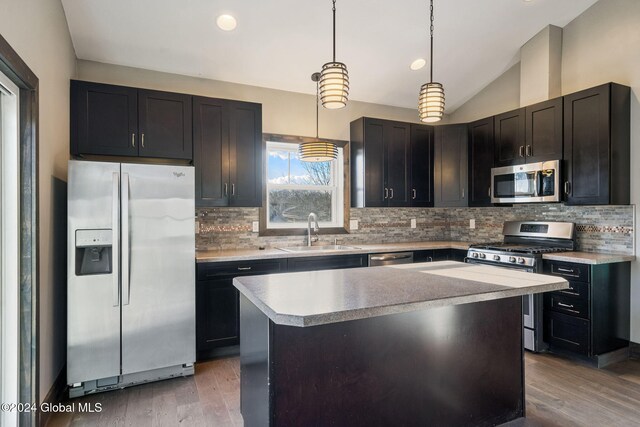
left=196, top=241, right=471, bottom=263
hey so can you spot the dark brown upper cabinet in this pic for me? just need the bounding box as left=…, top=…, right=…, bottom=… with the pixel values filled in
left=350, top=117, right=413, bottom=208
left=193, top=96, right=262, bottom=208
left=563, top=83, right=630, bottom=205
left=525, top=98, right=563, bottom=163
left=494, top=108, right=526, bottom=167
left=71, top=80, right=192, bottom=160
left=468, top=116, right=494, bottom=207
left=434, top=124, right=468, bottom=207
left=410, top=124, right=435, bottom=207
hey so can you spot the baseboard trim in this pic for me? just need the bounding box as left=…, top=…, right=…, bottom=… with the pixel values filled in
left=630, top=342, right=640, bottom=359
left=39, top=366, right=67, bottom=427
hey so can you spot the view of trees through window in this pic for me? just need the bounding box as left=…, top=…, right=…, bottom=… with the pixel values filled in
left=267, top=142, right=343, bottom=227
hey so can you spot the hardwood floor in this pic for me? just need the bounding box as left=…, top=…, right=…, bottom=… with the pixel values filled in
left=47, top=353, right=640, bottom=426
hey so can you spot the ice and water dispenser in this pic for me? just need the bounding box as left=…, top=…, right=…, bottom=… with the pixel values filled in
left=75, top=229, right=113, bottom=276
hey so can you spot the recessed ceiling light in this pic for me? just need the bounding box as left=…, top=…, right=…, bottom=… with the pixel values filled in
left=216, top=14, right=237, bottom=31
left=410, top=58, right=426, bottom=71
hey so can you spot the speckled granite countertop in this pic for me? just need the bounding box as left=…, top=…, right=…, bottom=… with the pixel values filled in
left=196, top=241, right=471, bottom=263
left=233, top=261, right=568, bottom=327
left=542, top=251, right=635, bottom=265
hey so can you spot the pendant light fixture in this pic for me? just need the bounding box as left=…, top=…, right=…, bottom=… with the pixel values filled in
left=418, top=0, right=445, bottom=122
left=299, top=73, right=339, bottom=162
left=319, top=0, right=349, bottom=109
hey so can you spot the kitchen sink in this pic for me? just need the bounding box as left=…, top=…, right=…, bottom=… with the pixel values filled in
left=277, top=245, right=360, bottom=253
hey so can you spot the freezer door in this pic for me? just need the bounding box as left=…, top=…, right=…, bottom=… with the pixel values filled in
left=67, top=160, right=121, bottom=384
left=121, top=163, right=195, bottom=374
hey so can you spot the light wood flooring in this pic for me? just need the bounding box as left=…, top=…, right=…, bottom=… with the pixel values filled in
left=47, top=352, right=640, bottom=426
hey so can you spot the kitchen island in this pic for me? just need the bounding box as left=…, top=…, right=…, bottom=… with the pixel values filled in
left=234, top=261, right=568, bottom=426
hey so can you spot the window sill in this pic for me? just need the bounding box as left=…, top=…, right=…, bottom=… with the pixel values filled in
left=259, top=227, right=350, bottom=237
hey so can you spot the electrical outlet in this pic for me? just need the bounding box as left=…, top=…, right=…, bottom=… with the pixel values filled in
left=349, top=219, right=359, bottom=230
left=411, top=218, right=417, bottom=229
left=252, top=221, right=259, bottom=232
left=469, top=219, right=476, bottom=229
left=195, top=220, right=200, bottom=234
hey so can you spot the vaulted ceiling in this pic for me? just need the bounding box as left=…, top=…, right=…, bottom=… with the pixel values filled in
left=61, top=0, right=598, bottom=113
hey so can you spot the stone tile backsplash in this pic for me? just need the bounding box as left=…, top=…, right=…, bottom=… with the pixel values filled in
left=196, top=204, right=635, bottom=255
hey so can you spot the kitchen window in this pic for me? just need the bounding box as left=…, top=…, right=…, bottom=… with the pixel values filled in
left=263, top=139, right=345, bottom=233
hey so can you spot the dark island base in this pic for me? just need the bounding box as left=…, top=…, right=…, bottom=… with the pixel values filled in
left=240, top=295, right=524, bottom=427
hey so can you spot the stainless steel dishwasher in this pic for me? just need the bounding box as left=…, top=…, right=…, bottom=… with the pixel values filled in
left=368, top=252, right=414, bottom=266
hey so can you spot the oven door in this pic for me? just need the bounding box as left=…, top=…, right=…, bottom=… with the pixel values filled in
left=491, top=160, right=560, bottom=203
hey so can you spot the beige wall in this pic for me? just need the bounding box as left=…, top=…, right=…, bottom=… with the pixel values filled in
left=77, top=60, right=421, bottom=141
left=519, top=25, right=562, bottom=106
left=0, top=0, right=76, bottom=400
left=449, top=0, right=640, bottom=342
left=447, top=63, right=521, bottom=123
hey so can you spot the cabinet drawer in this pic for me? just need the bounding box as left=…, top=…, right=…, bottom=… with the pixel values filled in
left=197, top=258, right=287, bottom=280
left=287, top=254, right=367, bottom=272
left=544, top=261, right=590, bottom=283
left=544, top=293, right=589, bottom=319
left=550, top=280, right=589, bottom=300
left=544, top=311, right=590, bottom=355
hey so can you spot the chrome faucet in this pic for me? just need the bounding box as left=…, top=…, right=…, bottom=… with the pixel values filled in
left=307, top=212, right=319, bottom=247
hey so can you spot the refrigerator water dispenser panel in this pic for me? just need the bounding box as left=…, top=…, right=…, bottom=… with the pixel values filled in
left=75, top=229, right=113, bottom=276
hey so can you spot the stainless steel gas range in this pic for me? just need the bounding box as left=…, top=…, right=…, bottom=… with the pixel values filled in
left=466, top=221, right=576, bottom=352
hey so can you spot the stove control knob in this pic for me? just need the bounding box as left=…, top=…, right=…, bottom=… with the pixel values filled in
left=509, top=257, right=516, bottom=263
left=479, top=253, right=486, bottom=259
left=518, top=257, right=526, bottom=264
left=472, top=253, right=479, bottom=258
left=493, top=255, right=500, bottom=261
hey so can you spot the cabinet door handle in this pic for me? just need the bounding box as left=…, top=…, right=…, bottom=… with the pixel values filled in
left=131, top=133, right=136, bottom=148
left=389, top=188, right=394, bottom=199
left=428, top=257, right=433, bottom=262
left=519, top=146, right=525, bottom=157
left=237, top=267, right=252, bottom=271
left=412, top=189, right=417, bottom=200
left=231, top=183, right=235, bottom=196
left=557, top=267, right=575, bottom=274
left=141, top=133, right=145, bottom=148
left=526, top=145, right=532, bottom=156
left=384, top=188, right=389, bottom=199
left=462, top=188, right=465, bottom=199
left=224, top=183, right=228, bottom=197
left=488, top=187, right=491, bottom=197
left=564, top=181, right=571, bottom=195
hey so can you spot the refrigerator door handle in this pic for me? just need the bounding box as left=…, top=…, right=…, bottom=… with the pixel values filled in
left=122, top=172, right=131, bottom=306
left=112, top=172, right=120, bottom=307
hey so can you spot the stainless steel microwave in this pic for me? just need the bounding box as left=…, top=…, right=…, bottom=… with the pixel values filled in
left=491, top=160, right=561, bottom=203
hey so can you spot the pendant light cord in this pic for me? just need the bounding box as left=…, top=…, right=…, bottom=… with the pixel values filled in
left=332, top=0, right=337, bottom=62
left=430, top=0, right=434, bottom=83
left=316, top=79, right=320, bottom=139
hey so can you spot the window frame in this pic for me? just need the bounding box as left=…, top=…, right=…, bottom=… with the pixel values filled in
left=259, top=134, right=350, bottom=236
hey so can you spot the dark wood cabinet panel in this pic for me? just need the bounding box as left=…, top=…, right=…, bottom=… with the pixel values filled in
left=544, top=311, right=590, bottom=356
left=196, top=259, right=286, bottom=360
left=138, top=89, right=192, bottom=159
left=494, top=108, right=526, bottom=167
left=193, top=97, right=229, bottom=207
left=350, top=118, right=413, bottom=207
left=71, top=80, right=138, bottom=157
left=193, top=98, right=262, bottom=208
left=229, top=101, right=263, bottom=207
left=563, top=83, right=630, bottom=205
left=386, top=122, right=411, bottom=207
left=410, top=125, right=434, bottom=207
left=468, top=117, right=494, bottom=207
left=287, top=254, right=367, bottom=272
left=525, top=98, right=563, bottom=163
left=434, top=124, right=468, bottom=207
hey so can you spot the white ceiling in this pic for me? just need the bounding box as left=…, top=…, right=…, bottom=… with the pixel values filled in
left=61, top=0, right=598, bottom=113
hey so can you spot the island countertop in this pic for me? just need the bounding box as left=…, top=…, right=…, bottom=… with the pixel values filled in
left=233, top=261, right=568, bottom=327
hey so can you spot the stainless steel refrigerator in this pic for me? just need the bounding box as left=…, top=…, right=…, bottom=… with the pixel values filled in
left=67, top=160, right=195, bottom=397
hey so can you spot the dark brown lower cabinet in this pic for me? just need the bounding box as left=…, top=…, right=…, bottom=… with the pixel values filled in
left=196, top=259, right=287, bottom=360
left=543, top=260, right=630, bottom=363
